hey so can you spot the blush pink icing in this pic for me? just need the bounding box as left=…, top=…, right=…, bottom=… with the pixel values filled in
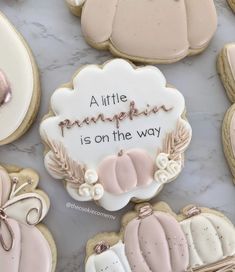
left=98, top=149, right=154, bottom=195
left=124, top=210, right=189, bottom=272
left=81, top=0, right=217, bottom=61
left=0, top=219, right=52, bottom=272
left=227, top=44, right=235, bottom=80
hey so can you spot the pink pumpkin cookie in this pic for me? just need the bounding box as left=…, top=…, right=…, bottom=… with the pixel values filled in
left=0, top=12, right=40, bottom=145
left=218, top=44, right=235, bottom=184
left=40, top=59, right=192, bottom=211
left=0, top=165, right=57, bottom=272
left=85, top=202, right=235, bottom=272
left=66, top=0, right=217, bottom=64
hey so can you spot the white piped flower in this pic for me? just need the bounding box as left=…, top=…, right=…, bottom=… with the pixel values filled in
left=155, top=153, right=169, bottom=170
left=84, top=169, right=98, bottom=185
left=79, top=183, right=92, bottom=197
left=154, top=170, right=169, bottom=184
left=167, top=160, right=181, bottom=177
left=91, top=184, right=104, bottom=201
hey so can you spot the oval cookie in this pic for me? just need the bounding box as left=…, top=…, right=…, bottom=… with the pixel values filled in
left=40, top=59, right=192, bottom=211
left=0, top=12, right=40, bottom=145
left=66, top=0, right=217, bottom=64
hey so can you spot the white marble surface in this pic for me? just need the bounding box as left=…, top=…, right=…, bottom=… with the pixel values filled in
left=0, top=0, right=235, bottom=271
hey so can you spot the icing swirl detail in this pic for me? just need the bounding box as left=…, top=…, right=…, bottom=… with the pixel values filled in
left=183, top=205, right=201, bottom=218
left=138, top=204, right=153, bottom=219
left=94, top=241, right=110, bottom=255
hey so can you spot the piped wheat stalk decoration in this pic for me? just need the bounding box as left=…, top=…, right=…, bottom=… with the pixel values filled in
left=44, top=135, right=86, bottom=187
left=162, top=121, right=191, bottom=161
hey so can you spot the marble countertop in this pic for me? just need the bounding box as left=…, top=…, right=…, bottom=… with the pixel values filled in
left=0, top=0, right=235, bottom=271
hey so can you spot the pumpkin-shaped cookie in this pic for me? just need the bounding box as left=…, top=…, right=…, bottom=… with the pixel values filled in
left=181, top=206, right=235, bottom=271
left=0, top=12, right=40, bottom=145
left=85, top=241, right=131, bottom=272
left=0, top=166, right=56, bottom=272
left=124, top=204, right=189, bottom=272
left=66, top=0, right=217, bottom=63
left=85, top=203, right=235, bottom=271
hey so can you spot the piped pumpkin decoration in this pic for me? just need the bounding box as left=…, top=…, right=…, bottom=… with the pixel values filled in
left=85, top=241, right=131, bottom=272
left=98, top=149, right=154, bottom=195
left=124, top=204, right=189, bottom=272
left=181, top=205, right=235, bottom=271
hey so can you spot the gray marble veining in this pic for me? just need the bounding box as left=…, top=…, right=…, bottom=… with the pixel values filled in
left=0, top=0, right=235, bottom=271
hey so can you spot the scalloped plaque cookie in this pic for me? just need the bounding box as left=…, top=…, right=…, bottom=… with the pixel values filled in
left=218, top=44, right=235, bottom=184
left=66, top=0, right=217, bottom=64
left=0, top=12, right=40, bottom=145
left=0, top=165, right=57, bottom=272
left=40, top=59, right=192, bottom=211
left=85, top=202, right=235, bottom=272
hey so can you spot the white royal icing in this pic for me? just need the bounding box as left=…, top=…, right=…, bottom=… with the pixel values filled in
left=40, top=59, right=191, bottom=211
left=84, top=169, right=99, bottom=185
left=155, top=153, right=169, bottom=170
left=180, top=213, right=235, bottom=269
left=0, top=14, right=35, bottom=142
left=67, top=179, right=163, bottom=211
left=154, top=152, right=181, bottom=184
left=85, top=241, right=131, bottom=272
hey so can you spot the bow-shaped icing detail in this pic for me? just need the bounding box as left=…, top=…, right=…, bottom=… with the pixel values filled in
left=0, top=208, right=14, bottom=251
left=0, top=168, right=48, bottom=252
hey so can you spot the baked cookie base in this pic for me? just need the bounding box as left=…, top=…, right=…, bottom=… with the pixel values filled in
left=217, top=45, right=235, bottom=103
left=222, top=104, right=235, bottom=184
left=85, top=35, right=211, bottom=65
left=228, top=0, right=235, bottom=13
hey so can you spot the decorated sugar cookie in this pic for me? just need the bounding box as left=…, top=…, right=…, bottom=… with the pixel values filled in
left=218, top=44, right=235, bottom=184
left=228, top=0, right=235, bottom=13
left=218, top=44, right=235, bottom=103
left=0, top=12, right=40, bottom=145
left=85, top=202, right=235, bottom=272
left=40, top=59, right=192, bottom=211
left=0, top=165, right=57, bottom=271
left=66, top=0, right=217, bottom=64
